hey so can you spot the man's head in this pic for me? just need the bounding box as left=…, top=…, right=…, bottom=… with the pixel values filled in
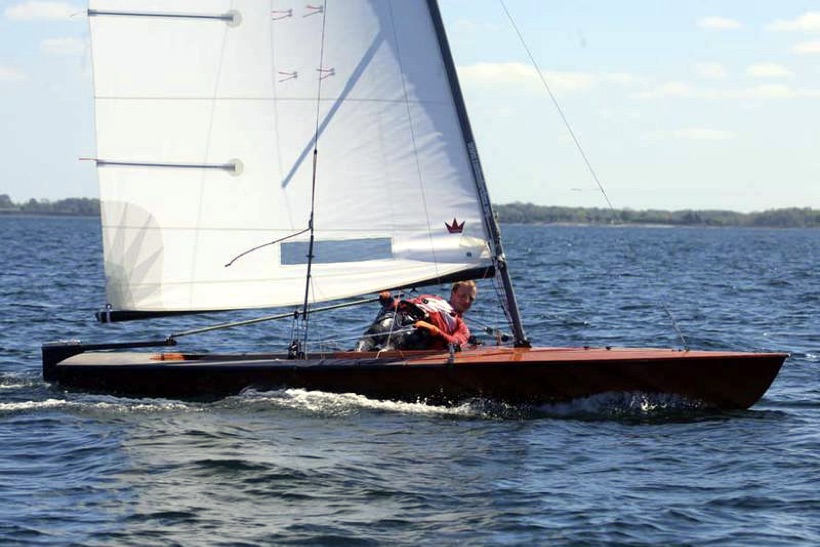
left=449, top=280, right=477, bottom=315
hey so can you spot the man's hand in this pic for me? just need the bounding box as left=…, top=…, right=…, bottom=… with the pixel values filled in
left=414, top=320, right=441, bottom=336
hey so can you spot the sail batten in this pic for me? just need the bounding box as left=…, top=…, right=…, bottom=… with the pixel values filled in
left=93, top=159, right=241, bottom=172
left=90, top=0, right=494, bottom=315
left=88, top=9, right=239, bottom=23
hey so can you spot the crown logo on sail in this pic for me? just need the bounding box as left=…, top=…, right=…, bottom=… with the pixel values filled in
left=445, top=218, right=465, bottom=234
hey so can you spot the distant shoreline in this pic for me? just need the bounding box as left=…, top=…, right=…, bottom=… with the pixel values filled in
left=1, top=196, right=818, bottom=228
left=0, top=212, right=98, bottom=219
left=0, top=196, right=99, bottom=218
left=494, top=203, right=819, bottom=229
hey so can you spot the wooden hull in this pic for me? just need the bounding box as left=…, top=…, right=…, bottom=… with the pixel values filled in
left=42, top=342, right=787, bottom=409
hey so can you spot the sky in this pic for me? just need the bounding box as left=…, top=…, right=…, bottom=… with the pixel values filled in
left=1, top=0, right=818, bottom=213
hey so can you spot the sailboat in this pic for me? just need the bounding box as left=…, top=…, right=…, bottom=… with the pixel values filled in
left=43, top=0, right=787, bottom=409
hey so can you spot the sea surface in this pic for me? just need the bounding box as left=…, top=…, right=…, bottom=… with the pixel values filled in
left=1, top=215, right=818, bottom=545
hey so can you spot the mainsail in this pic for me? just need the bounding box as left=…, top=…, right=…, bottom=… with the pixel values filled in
left=88, top=0, right=495, bottom=315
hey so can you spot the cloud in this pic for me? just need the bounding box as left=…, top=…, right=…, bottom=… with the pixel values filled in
left=458, top=62, right=589, bottom=92
left=40, top=36, right=86, bottom=56
left=459, top=62, right=537, bottom=85
left=453, top=18, right=498, bottom=34
left=693, top=63, right=727, bottom=79
left=634, top=82, right=706, bottom=99
left=3, top=1, right=78, bottom=20
left=766, top=12, right=820, bottom=32
left=795, top=87, right=820, bottom=97
left=697, top=17, right=742, bottom=30
left=603, top=72, right=648, bottom=86
left=793, top=41, right=820, bottom=54
left=457, top=62, right=643, bottom=94
left=737, top=84, right=796, bottom=98
left=634, top=82, right=801, bottom=100
left=645, top=128, right=737, bottom=141
left=0, top=66, right=26, bottom=82
left=746, top=63, right=794, bottom=78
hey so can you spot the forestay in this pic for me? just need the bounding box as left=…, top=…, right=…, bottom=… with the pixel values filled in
left=88, top=0, right=493, bottom=314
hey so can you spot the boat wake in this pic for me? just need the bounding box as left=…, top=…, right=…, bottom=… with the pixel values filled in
left=228, top=388, right=721, bottom=422
left=0, top=398, right=71, bottom=413
left=1, top=371, right=44, bottom=391
left=229, top=388, right=493, bottom=418
left=532, top=391, right=718, bottom=422
left=1, top=384, right=734, bottom=422
left=0, top=396, right=196, bottom=415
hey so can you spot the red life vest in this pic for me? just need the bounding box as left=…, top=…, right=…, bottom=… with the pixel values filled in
left=405, top=294, right=470, bottom=348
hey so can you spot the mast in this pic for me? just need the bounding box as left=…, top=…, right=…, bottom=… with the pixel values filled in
left=425, top=0, right=530, bottom=347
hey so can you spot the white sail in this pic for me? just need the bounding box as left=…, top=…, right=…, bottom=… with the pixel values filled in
left=88, top=0, right=492, bottom=313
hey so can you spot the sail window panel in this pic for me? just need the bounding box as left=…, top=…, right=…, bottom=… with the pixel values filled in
left=281, top=238, right=393, bottom=265
left=90, top=0, right=275, bottom=99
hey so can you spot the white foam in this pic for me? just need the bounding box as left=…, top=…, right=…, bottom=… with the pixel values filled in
left=236, top=388, right=480, bottom=417
left=0, top=398, right=69, bottom=411
left=0, top=396, right=197, bottom=414
left=75, top=395, right=198, bottom=413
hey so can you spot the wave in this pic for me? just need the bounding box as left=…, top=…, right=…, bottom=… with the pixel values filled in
left=0, top=387, right=746, bottom=423
left=225, top=388, right=498, bottom=418
left=219, top=388, right=730, bottom=423
left=0, top=396, right=196, bottom=415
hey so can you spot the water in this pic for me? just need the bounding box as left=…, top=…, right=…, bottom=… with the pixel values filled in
left=1, top=216, right=818, bottom=545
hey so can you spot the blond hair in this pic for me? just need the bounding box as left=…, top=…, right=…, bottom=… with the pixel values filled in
left=451, top=280, right=477, bottom=294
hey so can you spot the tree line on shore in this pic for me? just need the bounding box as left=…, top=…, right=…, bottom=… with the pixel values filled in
left=1, top=195, right=817, bottom=228
left=0, top=195, right=99, bottom=217
left=495, top=202, right=819, bottom=228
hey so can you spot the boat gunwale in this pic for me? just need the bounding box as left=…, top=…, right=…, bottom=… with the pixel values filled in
left=54, top=345, right=790, bottom=368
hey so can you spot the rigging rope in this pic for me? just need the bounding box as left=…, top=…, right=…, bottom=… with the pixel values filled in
left=168, top=296, right=380, bottom=340
left=223, top=227, right=310, bottom=267
left=297, top=2, right=331, bottom=356
left=497, top=0, right=615, bottom=214
left=497, top=1, right=696, bottom=349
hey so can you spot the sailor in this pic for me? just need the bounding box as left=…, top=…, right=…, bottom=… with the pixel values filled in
left=355, top=280, right=477, bottom=351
